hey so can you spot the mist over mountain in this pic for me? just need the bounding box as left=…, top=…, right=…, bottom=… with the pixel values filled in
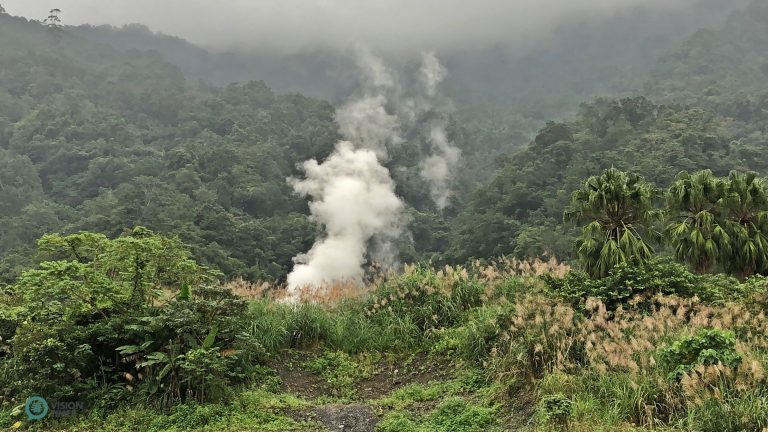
left=2, top=0, right=749, bottom=107
left=0, top=0, right=724, bottom=52
left=0, top=0, right=764, bottom=280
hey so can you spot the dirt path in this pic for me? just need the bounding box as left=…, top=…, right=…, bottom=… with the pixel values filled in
left=268, top=350, right=456, bottom=431
left=315, top=405, right=379, bottom=432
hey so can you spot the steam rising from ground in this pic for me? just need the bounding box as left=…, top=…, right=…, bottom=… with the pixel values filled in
left=421, top=124, right=461, bottom=209
left=286, top=142, right=403, bottom=293
left=416, top=52, right=460, bottom=210
left=287, top=49, right=405, bottom=295
left=287, top=50, right=459, bottom=295
left=419, top=52, right=447, bottom=98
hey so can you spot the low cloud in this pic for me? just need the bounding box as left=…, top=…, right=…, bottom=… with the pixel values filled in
left=3, top=0, right=701, bottom=52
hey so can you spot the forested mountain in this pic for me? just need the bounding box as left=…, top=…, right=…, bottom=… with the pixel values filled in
left=2, top=1, right=768, bottom=282
left=443, top=0, right=748, bottom=118
left=645, top=0, right=768, bottom=163
left=0, top=11, right=524, bottom=281
left=71, top=23, right=358, bottom=101
left=0, top=12, right=340, bottom=281
left=4, top=3, right=768, bottom=431
left=450, top=97, right=746, bottom=261
left=649, top=1, right=768, bottom=114
left=450, top=0, right=768, bottom=264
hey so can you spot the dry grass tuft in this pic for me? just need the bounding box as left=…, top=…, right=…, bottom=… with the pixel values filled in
left=473, top=257, right=571, bottom=282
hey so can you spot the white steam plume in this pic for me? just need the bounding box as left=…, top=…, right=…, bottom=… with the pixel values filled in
left=334, top=47, right=402, bottom=159
left=419, top=51, right=447, bottom=98
left=286, top=49, right=461, bottom=296
left=417, top=52, right=461, bottom=210
left=286, top=142, right=404, bottom=295
left=287, top=49, right=405, bottom=295
left=334, top=95, right=400, bottom=159
left=421, top=124, right=461, bottom=209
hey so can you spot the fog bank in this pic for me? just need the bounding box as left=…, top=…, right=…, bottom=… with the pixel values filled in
left=4, top=0, right=705, bottom=52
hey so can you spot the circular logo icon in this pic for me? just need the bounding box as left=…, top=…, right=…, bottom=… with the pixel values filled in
left=25, top=396, right=49, bottom=421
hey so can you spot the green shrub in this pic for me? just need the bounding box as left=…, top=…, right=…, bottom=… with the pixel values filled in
left=544, top=257, right=697, bottom=308
left=484, top=276, right=528, bottom=303
left=117, top=285, right=263, bottom=406
left=658, top=329, right=742, bottom=381
left=488, top=294, right=585, bottom=379
left=304, top=351, right=368, bottom=399
left=366, top=266, right=484, bottom=333
left=428, top=398, right=495, bottom=432
left=376, top=398, right=496, bottom=432
left=0, top=229, right=258, bottom=408
left=0, top=407, right=11, bottom=429
left=538, top=394, right=572, bottom=428
left=7, top=321, right=95, bottom=399
left=433, top=305, right=510, bottom=362
left=541, top=371, right=673, bottom=426
left=144, top=401, right=310, bottom=431
left=737, top=275, right=768, bottom=297
left=329, top=307, right=422, bottom=353
left=48, top=407, right=158, bottom=432
left=356, top=310, right=423, bottom=352
left=376, top=381, right=463, bottom=410
left=249, top=296, right=422, bottom=355
left=376, top=412, right=420, bottom=432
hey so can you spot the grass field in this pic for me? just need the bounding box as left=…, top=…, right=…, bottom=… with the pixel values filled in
left=5, top=259, right=768, bottom=431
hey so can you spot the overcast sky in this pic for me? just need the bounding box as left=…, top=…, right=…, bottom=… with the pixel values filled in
left=3, top=0, right=700, bottom=51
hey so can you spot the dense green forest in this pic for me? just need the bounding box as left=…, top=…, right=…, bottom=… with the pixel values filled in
left=0, top=11, right=348, bottom=282
left=450, top=0, right=768, bottom=264
left=2, top=1, right=768, bottom=431
left=4, top=2, right=768, bottom=283
left=0, top=10, right=534, bottom=282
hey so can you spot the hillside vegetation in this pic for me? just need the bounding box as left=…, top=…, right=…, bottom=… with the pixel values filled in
left=5, top=4, right=768, bottom=281
left=2, top=1, right=768, bottom=431
left=1, top=231, right=767, bottom=431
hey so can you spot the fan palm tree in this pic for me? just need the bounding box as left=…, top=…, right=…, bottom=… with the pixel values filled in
left=665, top=170, right=730, bottom=274
left=565, top=168, right=660, bottom=278
left=719, top=171, right=768, bottom=278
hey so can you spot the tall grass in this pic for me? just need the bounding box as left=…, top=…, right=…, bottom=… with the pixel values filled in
left=228, top=259, right=768, bottom=430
